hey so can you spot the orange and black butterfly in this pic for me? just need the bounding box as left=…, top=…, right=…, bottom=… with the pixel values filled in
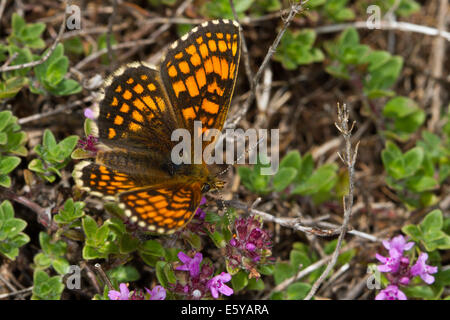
left=73, top=20, right=241, bottom=234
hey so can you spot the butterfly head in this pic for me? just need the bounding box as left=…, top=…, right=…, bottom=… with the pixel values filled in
left=201, top=176, right=225, bottom=193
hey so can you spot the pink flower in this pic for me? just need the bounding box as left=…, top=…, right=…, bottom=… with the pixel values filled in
left=176, top=252, right=203, bottom=277
left=77, top=134, right=98, bottom=154
left=376, top=249, right=402, bottom=273
left=411, top=253, right=438, bottom=284
left=84, top=108, right=95, bottom=119
left=145, top=285, right=166, bottom=300
left=207, top=272, right=233, bottom=299
left=382, top=235, right=414, bottom=254
left=225, top=216, right=272, bottom=277
left=194, top=197, right=207, bottom=220
left=375, top=285, right=407, bottom=300
left=108, top=283, right=130, bottom=300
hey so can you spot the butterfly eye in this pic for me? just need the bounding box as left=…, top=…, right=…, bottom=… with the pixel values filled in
left=201, top=183, right=211, bottom=193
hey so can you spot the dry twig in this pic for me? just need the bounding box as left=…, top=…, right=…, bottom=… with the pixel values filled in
left=304, top=103, right=360, bottom=300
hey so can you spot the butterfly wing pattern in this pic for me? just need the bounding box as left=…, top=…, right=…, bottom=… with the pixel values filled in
left=74, top=19, right=241, bottom=234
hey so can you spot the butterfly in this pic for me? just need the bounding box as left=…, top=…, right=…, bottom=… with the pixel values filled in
left=74, top=19, right=241, bottom=234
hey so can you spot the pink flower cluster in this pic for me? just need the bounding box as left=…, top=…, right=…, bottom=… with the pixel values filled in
left=375, top=235, right=438, bottom=300
left=170, top=251, right=233, bottom=300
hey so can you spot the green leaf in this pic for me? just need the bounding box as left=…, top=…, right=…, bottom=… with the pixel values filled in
left=383, top=96, right=419, bottom=118
left=0, top=174, right=11, bottom=188
left=274, top=262, right=294, bottom=285
left=0, top=200, right=30, bottom=260
left=139, top=240, right=165, bottom=256
left=290, top=250, right=311, bottom=271
left=292, top=164, right=338, bottom=195
left=402, top=285, right=437, bottom=300
left=273, top=167, right=297, bottom=192
left=52, top=257, right=70, bottom=275
left=119, top=233, right=139, bottom=254
left=43, top=129, right=57, bottom=150
left=0, top=156, right=21, bottom=174
left=0, top=111, right=12, bottom=131
left=403, top=147, right=424, bottom=175
left=247, top=277, right=265, bottom=291
left=0, top=77, right=28, bottom=99
left=11, top=14, right=26, bottom=36
left=45, top=57, right=69, bottom=86
left=58, top=135, right=79, bottom=156
left=155, top=261, right=169, bottom=288
left=231, top=271, right=249, bottom=292
left=286, top=282, right=311, bottom=300
left=338, top=28, right=359, bottom=47
left=35, top=44, right=64, bottom=82
left=82, top=215, right=98, bottom=240
left=367, top=56, right=403, bottom=91
left=405, top=176, right=438, bottom=192
left=280, top=150, right=302, bottom=170
left=31, top=270, right=64, bottom=300
left=54, top=198, right=85, bottom=224
left=402, top=224, right=422, bottom=241
left=420, top=210, right=443, bottom=234
left=48, top=78, right=82, bottom=96
left=108, top=265, right=140, bottom=283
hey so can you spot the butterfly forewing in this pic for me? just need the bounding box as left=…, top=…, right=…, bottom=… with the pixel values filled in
left=160, top=20, right=241, bottom=142
left=98, top=64, right=180, bottom=152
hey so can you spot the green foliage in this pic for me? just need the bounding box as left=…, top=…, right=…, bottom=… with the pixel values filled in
left=155, top=260, right=176, bottom=288
left=383, top=96, right=425, bottom=141
left=270, top=241, right=353, bottom=300
left=0, top=200, right=30, bottom=260
left=147, top=0, right=178, bottom=7
left=322, top=0, right=355, bottom=21
left=0, top=111, right=27, bottom=187
left=0, top=14, right=81, bottom=99
left=107, top=265, right=141, bottom=283
left=373, top=0, right=420, bottom=17
left=28, top=129, right=78, bottom=183
left=63, top=36, right=85, bottom=56
left=402, top=210, right=450, bottom=252
left=231, top=270, right=249, bottom=292
left=31, top=270, right=64, bottom=300
left=82, top=215, right=123, bottom=259
left=324, top=28, right=403, bottom=99
left=382, top=133, right=446, bottom=208
left=33, top=232, right=70, bottom=275
left=274, top=29, right=324, bottom=70
left=31, top=44, right=82, bottom=96
left=238, top=151, right=339, bottom=204
left=201, top=0, right=255, bottom=19
left=53, top=198, right=85, bottom=225
left=9, top=13, right=46, bottom=49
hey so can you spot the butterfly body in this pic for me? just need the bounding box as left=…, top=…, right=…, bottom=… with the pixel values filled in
left=74, top=19, right=241, bottom=234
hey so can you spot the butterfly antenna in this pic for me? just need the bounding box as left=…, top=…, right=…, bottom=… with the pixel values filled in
left=216, top=135, right=266, bottom=177
left=214, top=188, right=233, bottom=225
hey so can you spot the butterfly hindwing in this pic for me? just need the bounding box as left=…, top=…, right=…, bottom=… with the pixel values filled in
left=160, top=19, right=241, bottom=138
left=118, top=182, right=202, bottom=234
left=73, top=161, right=138, bottom=199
